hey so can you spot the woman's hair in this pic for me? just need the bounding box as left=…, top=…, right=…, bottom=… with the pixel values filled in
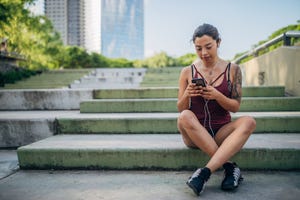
left=192, top=23, right=221, bottom=43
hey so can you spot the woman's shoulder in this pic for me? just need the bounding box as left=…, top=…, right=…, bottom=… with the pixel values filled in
left=180, top=65, right=191, bottom=74
left=227, top=62, right=242, bottom=82
left=229, top=62, right=239, bottom=69
left=181, top=59, right=201, bottom=73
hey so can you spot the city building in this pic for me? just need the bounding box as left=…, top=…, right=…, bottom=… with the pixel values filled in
left=84, top=0, right=101, bottom=53
left=44, top=0, right=68, bottom=45
left=31, top=0, right=144, bottom=60
left=101, top=0, right=144, bottom=60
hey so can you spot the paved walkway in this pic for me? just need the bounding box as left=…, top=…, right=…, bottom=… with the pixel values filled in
left=0, top=150, right=299, bottom=200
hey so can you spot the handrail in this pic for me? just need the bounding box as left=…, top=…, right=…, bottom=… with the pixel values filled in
left=232, top=30, right=300, bottom=64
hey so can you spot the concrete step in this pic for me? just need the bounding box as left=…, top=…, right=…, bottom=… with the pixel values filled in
left=17, top=134, right=300, bottom=170
left=80, top=97, right=300, bottom=113
left=57, top=112, right=300, bottom=134
left=1, top=111, right=299, bottom=148
left=0, top=86, right=285, bottom=110
left=0, top=89, right=93, bottom=110
left=93, top=86, right=285, bottom=99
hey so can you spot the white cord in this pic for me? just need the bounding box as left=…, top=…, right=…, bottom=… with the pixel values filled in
left=203, top=99, right=215, bottom=137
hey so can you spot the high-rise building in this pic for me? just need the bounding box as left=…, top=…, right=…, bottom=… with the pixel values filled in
left=101, top=0, right=144, bottom=60
left=41, top=0, right=144, bottom=59
left=44, top=0, right=68, bottom=45
left=84, top=0, right=101, bottom=53
left=67, top=0, right=85, bottom=46
left=43, top=0, right=102, bottom=53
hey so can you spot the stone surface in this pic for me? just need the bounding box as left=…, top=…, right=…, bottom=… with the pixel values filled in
left=0, top=169, right=299, bottom=200
left=0, top=89, right=93, bottom=110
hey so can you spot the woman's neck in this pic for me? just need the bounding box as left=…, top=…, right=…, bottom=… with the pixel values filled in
left=203, top=57, right=220, bottom=69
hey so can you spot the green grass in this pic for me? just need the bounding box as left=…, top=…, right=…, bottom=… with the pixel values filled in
left=1, top=69, right=91, bottom=89
left=140, top=67, right=182, bottom=87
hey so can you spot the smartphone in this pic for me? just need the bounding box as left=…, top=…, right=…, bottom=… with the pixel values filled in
left=192, top=78, right=206, bottom=87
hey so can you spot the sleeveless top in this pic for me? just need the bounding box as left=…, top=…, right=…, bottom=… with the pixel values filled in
left=190, top=63, right=232, bottom=132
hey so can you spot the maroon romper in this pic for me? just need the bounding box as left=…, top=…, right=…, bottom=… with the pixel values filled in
left=190, top=63, right=232, bottom=137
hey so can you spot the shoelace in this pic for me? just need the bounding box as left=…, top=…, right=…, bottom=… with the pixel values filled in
left=232, top=168, right=241, bottom=184
left=190, top=168, right=202, bottom=179
left=225, top=167, right=242, bottom=184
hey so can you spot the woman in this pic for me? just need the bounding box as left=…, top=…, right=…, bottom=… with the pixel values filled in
left=177, top=23, right=256, bottom=196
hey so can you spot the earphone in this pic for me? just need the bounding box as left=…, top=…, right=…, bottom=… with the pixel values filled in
left=203, top=99, right=215, bottom=137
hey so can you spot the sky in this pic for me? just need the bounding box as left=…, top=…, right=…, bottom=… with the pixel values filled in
left=144, top=0, right=300, bottom=60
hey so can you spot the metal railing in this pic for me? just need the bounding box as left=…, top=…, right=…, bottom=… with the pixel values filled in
left=232, top=30, right=300, bottom=64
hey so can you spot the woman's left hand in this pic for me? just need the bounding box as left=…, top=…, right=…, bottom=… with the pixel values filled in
left=201, top=85, right=221, bottom=100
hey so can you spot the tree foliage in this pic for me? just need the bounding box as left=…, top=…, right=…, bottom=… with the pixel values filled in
left=1, top=0, right=298, bottom=70
left=232, top=23, right=300, bottom=63
left=133, top=51, right=178, bottom=68
left=0, top=0, right=63, bottom=70
left=176, top=53, right=197, bottom=66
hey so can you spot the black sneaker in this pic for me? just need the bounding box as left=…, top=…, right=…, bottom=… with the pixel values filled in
left=186, top=167, right=211, bottom=196
left=221, top=162, right=243, bottom=191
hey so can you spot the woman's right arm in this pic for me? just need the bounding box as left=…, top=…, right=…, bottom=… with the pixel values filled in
left=177, top=67, right=191, bottom=112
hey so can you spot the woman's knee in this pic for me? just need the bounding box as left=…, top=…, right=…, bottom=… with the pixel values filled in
left=178, top=110, right=195, bottom=122
left=182, top=137, right=198, bottom=149
left=240, top=116, right=256, bottom=133
left=177, top=110, right=194, bottom=127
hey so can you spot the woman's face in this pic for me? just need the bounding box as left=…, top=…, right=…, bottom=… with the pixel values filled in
left=194, top=35, right=219, bottom=64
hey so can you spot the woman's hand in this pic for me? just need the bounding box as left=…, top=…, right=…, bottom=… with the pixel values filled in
left=186, top=83, right=207, bottom=97
left=198, top=85, right=222, bottom=100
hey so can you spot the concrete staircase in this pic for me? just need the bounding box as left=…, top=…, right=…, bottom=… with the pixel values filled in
left=17, top=86, right=300, bottom=170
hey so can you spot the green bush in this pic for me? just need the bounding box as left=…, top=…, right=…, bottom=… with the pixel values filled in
left=0, top=67, right=41, bottom=87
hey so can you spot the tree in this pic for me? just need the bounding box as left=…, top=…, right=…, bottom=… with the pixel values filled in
left=59, top=46, right=90, bottom=68
left=0, top=0, right=63, bottom=70
left=232, top=23, right=300, bottom=62
left=176, top=53, right=197, bottom=66
left=133, top=51, right=178, bottom=68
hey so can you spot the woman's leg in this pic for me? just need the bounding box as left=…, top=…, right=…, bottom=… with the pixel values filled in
left=178, top=110, right=256, bottom=172
left=205, top=116, right=256, bottom=172
left=177, top=110, right=218, bottom=157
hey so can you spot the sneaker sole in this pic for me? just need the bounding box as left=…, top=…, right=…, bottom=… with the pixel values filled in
left=186, top=181, right=203, bottom=196
left=221, top=176, right=243, bottom=191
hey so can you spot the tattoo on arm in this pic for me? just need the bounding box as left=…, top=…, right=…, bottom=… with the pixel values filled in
left=232, top=66, right=242, bottom=102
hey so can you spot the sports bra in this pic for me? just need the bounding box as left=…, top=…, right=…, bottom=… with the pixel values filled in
left=190, top=63, right=232, bottom=132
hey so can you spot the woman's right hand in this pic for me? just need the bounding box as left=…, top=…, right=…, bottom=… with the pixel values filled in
left=186, top=82, right=206, bottom=97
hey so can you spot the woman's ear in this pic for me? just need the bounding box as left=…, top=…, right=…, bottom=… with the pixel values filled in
left=217, top=39, right=221, bottom=48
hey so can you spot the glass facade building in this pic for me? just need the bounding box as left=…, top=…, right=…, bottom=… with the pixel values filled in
left=101, top=0, right=144, bottom=60
left=42, top=0, right=144, bottom=59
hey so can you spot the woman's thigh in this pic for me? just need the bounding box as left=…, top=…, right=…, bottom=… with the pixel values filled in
left=177, top=110, right=199, bottom=148
left=214, top=116, right=256, bottom=146
left=177, top=109, right=216, bottom=149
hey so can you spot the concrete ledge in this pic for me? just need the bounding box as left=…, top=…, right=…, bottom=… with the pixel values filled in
left=2, top=111, right=299, bottom=148
left=17, top=134, right=300, bottom=170
left=94, top=87, right=178, bottom=99
left=0, top=119, right=55, bottom=148
left=93, top=86, right=285, bottom=99
left=0, top=86, right=285, bottom=110
left=0, top=110, right=79, bottom=148
left=0, top=89, right=93, bottom=110
left=80, top=97, right=300, bottom=113
left=57, top=112, right=300, bottom=133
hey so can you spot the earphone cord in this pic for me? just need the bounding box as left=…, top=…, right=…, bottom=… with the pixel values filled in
left=203, top=99, right=215, bottom=137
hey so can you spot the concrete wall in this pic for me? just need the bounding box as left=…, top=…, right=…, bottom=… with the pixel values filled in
left=0, top=89, right=93, bottom=110
left=240, top=46, right=300, bottom=96
left=0, top=119, right=55, bottom=148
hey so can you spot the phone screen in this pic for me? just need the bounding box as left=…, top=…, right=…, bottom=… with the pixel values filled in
left=192, top=78, right=206, bottom=87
